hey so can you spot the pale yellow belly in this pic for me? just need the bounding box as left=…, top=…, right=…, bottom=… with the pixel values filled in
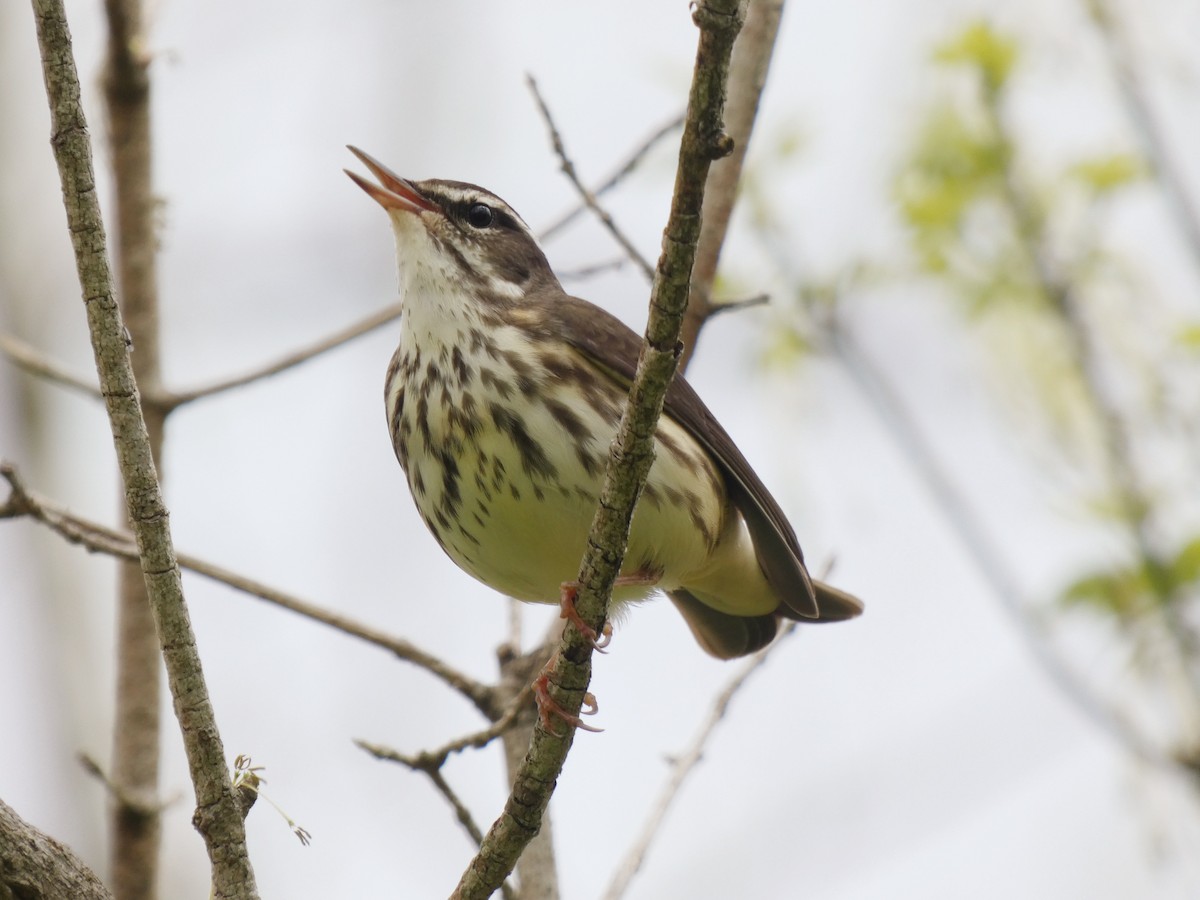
left=395, top=364, right=728, bottom=605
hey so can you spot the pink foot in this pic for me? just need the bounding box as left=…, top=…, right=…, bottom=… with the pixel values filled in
left=557, top=571, right=659, bottom=650
left=533, top=655, right=603, bottom=736
left=558, top=581, right=613, bottom=651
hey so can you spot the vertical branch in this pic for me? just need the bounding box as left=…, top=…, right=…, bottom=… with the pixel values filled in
left=1086, top=0, right=1200, bottom=282
left=102, top=0, right=165, bottom=896
left=980, top=72, right=1200, bottom=746
left=679, top=0, right=784, bottom=369
left=495, top=644, right=559, bottom=900
left=450, top=2, right=746, bottom=897
left=31, top=3, right=259, bottom=898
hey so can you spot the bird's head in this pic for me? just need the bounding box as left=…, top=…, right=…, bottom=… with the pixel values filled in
left=345, top=146, right=556, bottom=307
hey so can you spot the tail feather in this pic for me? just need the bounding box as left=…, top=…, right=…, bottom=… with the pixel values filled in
left=802, top=580, right=864, bottom=622
left=667, top=590, right=780, bottom=660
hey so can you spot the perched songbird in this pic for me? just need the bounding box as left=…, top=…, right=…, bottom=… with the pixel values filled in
left=346, top=146, right=862, bottom=667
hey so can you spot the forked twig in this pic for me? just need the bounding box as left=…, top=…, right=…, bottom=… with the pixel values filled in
left=526, top=74, right=656, bottom=281
left=356, top=682, right=534, bottom=772
left=538, top=112, right=685, bottom=243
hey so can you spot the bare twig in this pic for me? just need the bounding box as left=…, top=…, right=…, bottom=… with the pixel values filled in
left=1087, top=0, right=1200, bottom=283
left=602, top=624, right=798, bottom=900
left=527, top=75, right=656, bottom=281
left=0, top=332, right=101, bottom=398
left=31, top=2, right=257, bottom=896
left=707, top=292, right=770, bottom=317
left=452, top=4, right=746, bottom=897
left=538, top=112, right=685, bottom=243
left=357, top=746, right=519, bottom=900
left=556, top=256, right=630, bottom=282
left=78, top=753, right=169, bottom=818
left=0, top=461, right=498, bottom=717
left=2, top=303, right=405, bottom=412
left=357, top=682, right=534, bottom=772
left=164, top=302, right=404, bottom=407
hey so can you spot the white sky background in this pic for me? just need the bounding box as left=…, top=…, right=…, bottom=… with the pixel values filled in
left=2, top=0, right=1200, bottom=898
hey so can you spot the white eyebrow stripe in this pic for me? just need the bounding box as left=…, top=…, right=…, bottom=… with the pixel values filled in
left=419, top=182, right=526, bottom=221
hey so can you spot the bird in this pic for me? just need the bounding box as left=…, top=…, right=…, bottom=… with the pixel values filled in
left=345, top=146, right=861, bottom=718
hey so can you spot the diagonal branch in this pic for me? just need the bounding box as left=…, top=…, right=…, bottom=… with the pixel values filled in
left=0, top=461, right=498, bottom=718
left=164, top=302, right=404, bottom=407
left=1086, top=0, right=1200, bottom=285
left=527, top=75, right=657, bottom=281
left=602, top=623, right=798, bottom=900
left=0, top=331, right=102, bottom=398
left=2, top=302, right=404, bottom=412
left=31, top=4, right=258, bottom=894
left=357, top=682, right=534, bottom=772
left=450, top=3, right=746, bottom=897
left=538, top=112, right=685, bottom=243
left=32, top=3, right=258, bottom=896
left=823, top=319, right=1178, bottom=775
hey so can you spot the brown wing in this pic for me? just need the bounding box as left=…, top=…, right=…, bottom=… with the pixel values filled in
left=544, top=293, right=847, bottom=621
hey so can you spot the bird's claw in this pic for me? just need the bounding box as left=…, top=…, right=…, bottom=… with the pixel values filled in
left=558, top=581, right=611, bottom=652
left=533, top=657, right=603, bottom=736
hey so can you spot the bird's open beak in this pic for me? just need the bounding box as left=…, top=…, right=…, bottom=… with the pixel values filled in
left=344, top=146, right=436, bottom=215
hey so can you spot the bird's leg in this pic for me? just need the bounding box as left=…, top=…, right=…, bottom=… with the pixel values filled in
left=533, top=652, right=603, bottom=736
left=558, top=571, right=659, bottom=651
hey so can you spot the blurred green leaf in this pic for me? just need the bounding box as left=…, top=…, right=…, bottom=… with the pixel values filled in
left=1061, top=566, right=1147, bottom=617
left=1176, top=322, right=1200, bottom=351
left=1069, top=154, right=1145, bottom=195
left=934, top=21, right=1018, bottom=93
left=761, top=324, right=813, bottom=368
left=1062, top=540, right=1200, bottom=618
left=895, top=106, right=1010, bottom=280
left=1170, top=536, right=1200, bottom=587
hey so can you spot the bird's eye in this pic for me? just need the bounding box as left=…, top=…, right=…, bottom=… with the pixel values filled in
left=467, top=204, right=494, bottom=228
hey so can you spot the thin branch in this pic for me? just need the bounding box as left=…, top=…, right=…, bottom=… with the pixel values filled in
left=1087, top=0, right=1200, bottom=285
left=538, top=112, right=685, bottom=243
left=78, top=752, right=170, bottom=818
left=429, top=770, right=520, bottom=900
left=824, top=318, right=1179, bottom=775
left=163, top=302, right=404, bottom=407
left=32, top=3, right=258, bottom=896
left=0, top=332, right=101, bottom=398
left=357, top=682, right=533, bottom=772
left=706, top=292, right=770, bottom=317
left=680, top=0, right=785, bottom=369
left=602, top=623, right=798, bottom=900
left=527, top=74, right=656, bottom=281
left=2, top=303, right=405, bottom=412
left=451, top=4, right=746, bottom=897
left=979, top=81, right=1200, bottom=732
left=0, top=461, right=498, bottom=717
left=357, top=745, right=520, bottom=900
left=556, top=256, right=630, bottom=282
